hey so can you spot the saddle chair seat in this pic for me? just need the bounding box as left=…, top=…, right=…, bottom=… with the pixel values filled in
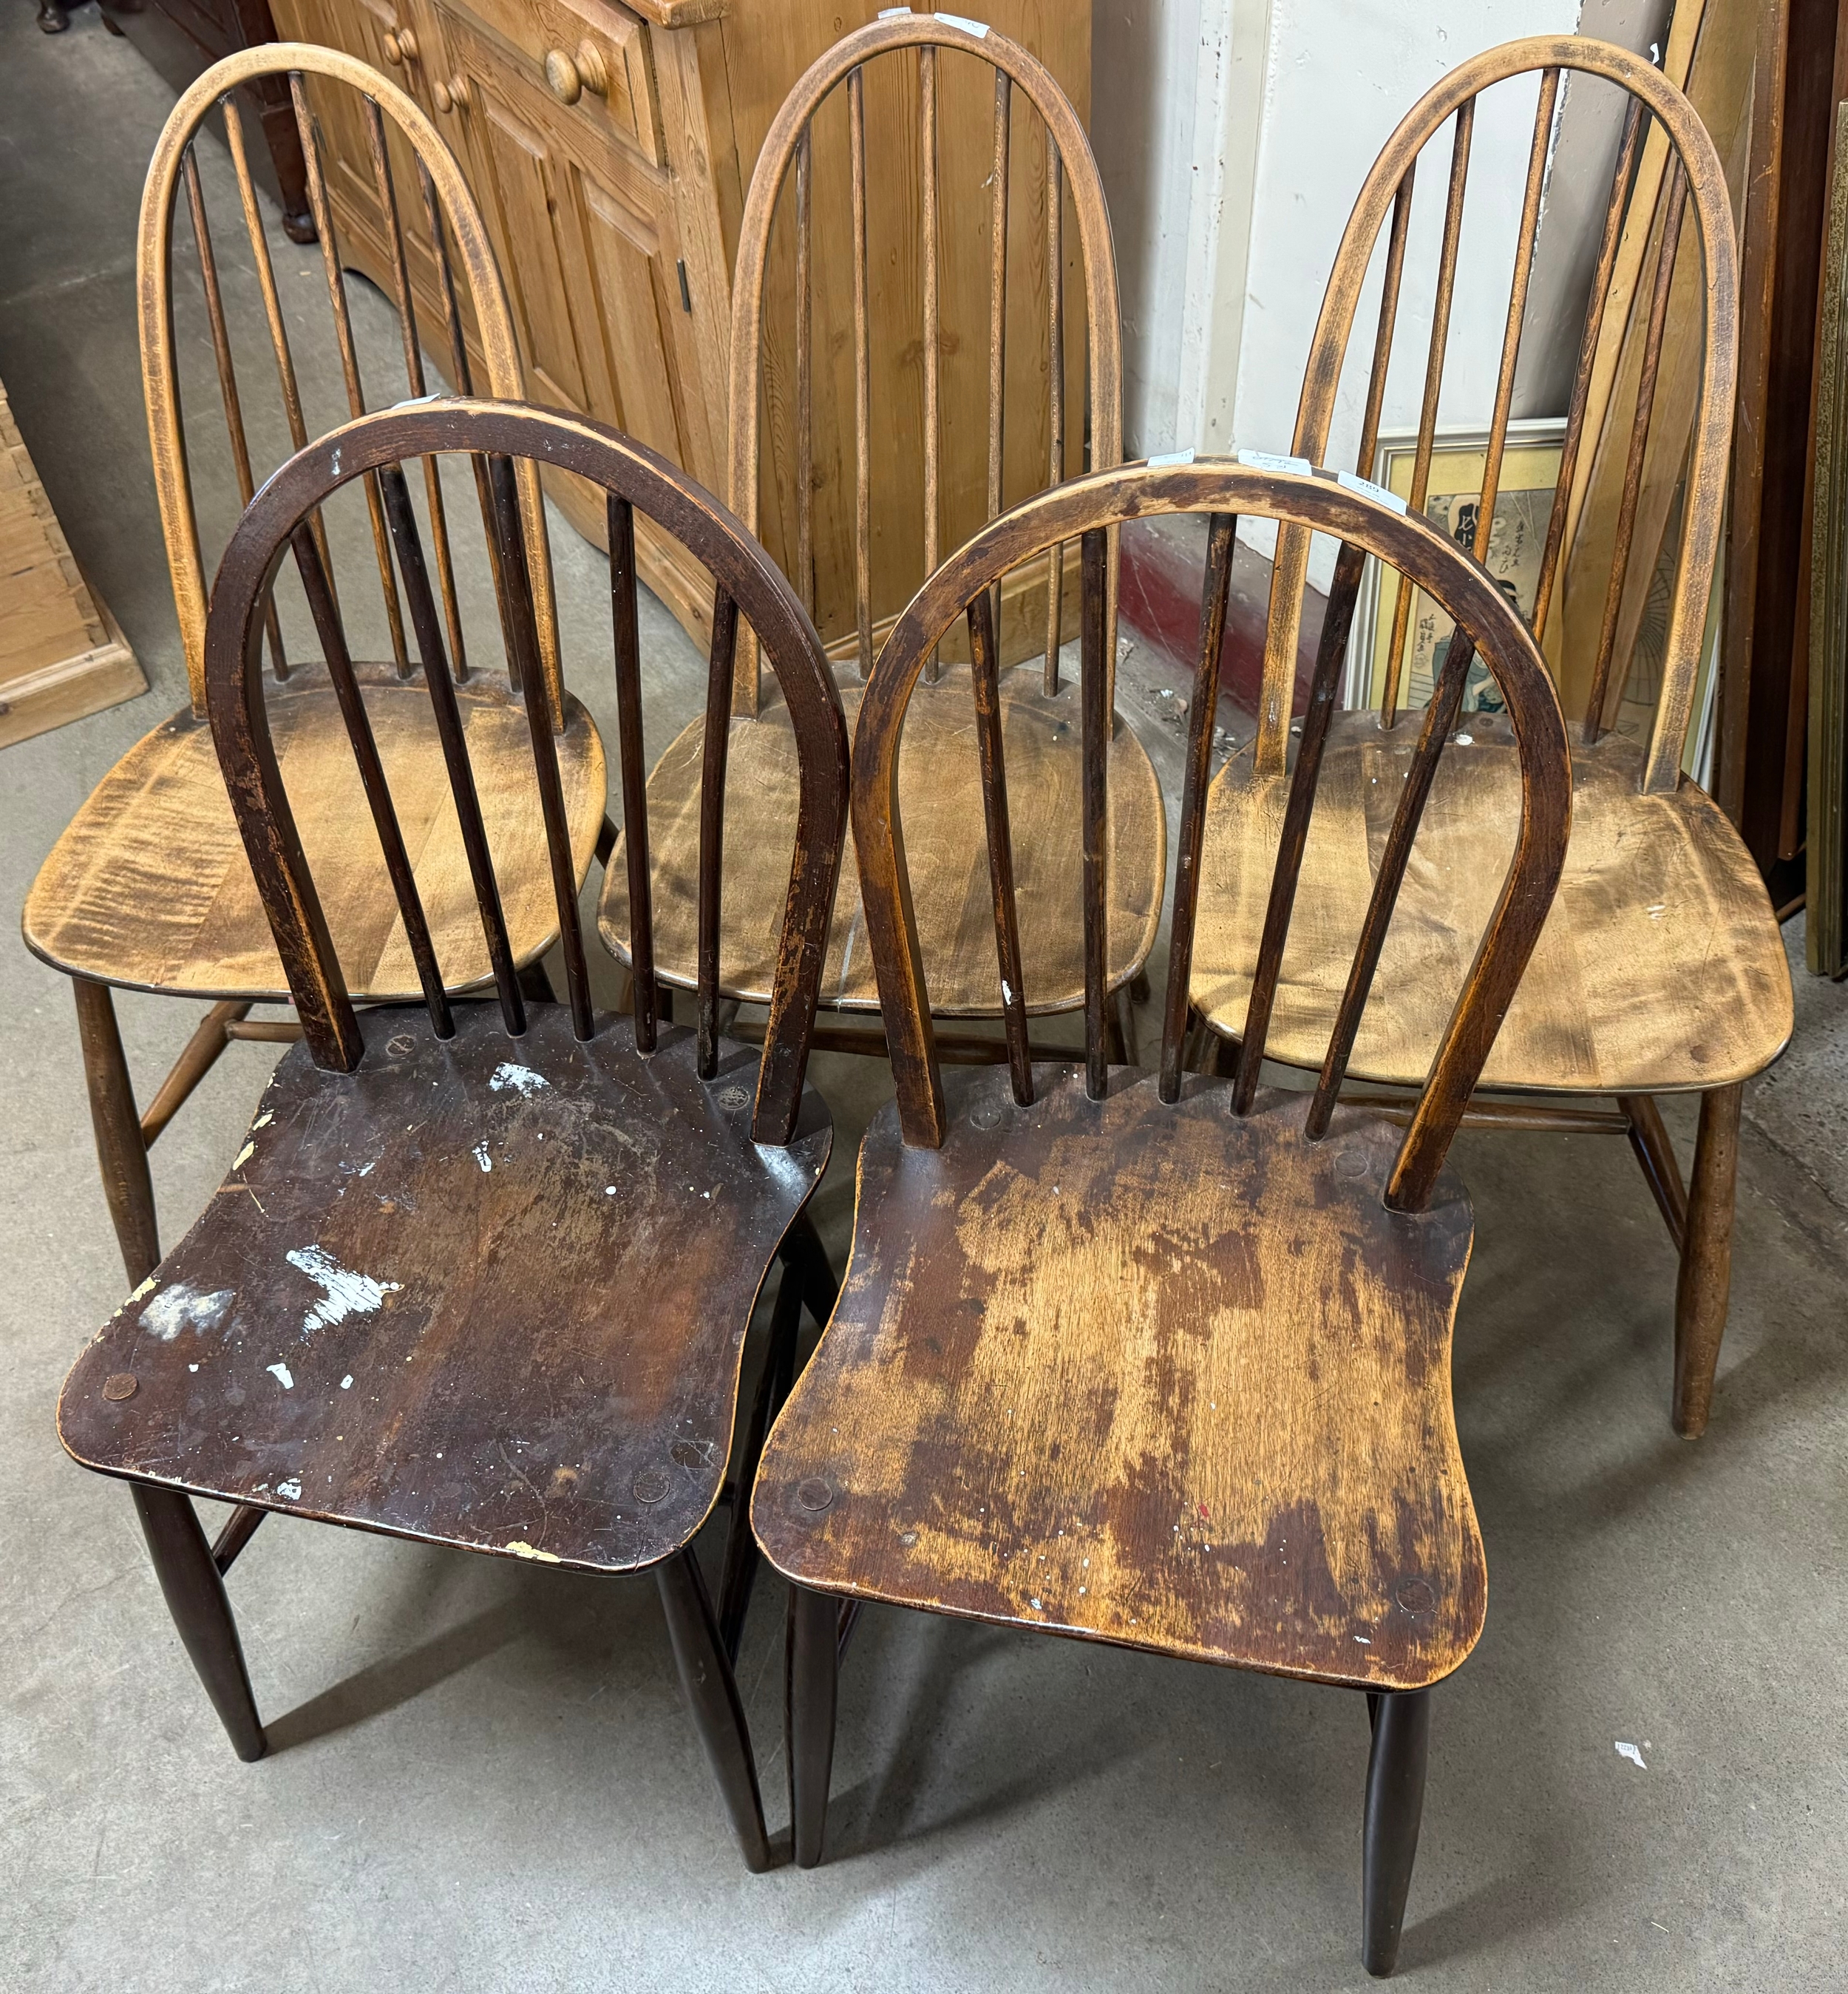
left=599, top=671, right=1166, bottom=1014
left=61, top=1003, right=831, bottom=1570
left=24, top=663, right=607, bottom=1001
left=1189, top=713, right=1792, bottom=1094
left=753, top=1061, right=1484, bottom=1693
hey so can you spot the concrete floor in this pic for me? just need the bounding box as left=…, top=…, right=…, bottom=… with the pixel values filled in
left=4, top=13, right=1847, bottom=1990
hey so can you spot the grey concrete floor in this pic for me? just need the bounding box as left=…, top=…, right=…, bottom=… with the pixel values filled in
left=4, top=13, right=1848, bottom=1991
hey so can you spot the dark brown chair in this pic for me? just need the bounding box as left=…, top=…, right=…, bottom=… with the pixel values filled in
left=1186, top=38, right=1792, bottom=1435
left=22, top=48, right=602, bottom=1294
left=752, top=455, right=1573, bottom=1972
left=598, top=13, right=1164, bottom=1065
left=58, top=399, right=849, bottom=1871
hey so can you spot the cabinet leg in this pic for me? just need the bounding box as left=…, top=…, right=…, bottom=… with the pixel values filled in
left=787, top=1584, right=839, bottom=1868
left=1361, top=1687, right=1430, bottom=1977
left=1674, top=1082, right=1743, bottom=1439
left=72, top=978, right=160, bottom=1287
left=656, top=1548, right=772, bottom=1871
left=131, top=1485, right=265, bottom=1762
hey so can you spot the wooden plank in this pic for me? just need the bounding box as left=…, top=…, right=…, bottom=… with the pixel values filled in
left=0, top=383, right=146, bottom=749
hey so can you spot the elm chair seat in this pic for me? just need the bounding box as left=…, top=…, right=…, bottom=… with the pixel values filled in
left=599, top=674, right=1164, bottom=1015
left=25, top=665, right=605, bottom=1000
left=1190, top=713, right=1790, bottom=1093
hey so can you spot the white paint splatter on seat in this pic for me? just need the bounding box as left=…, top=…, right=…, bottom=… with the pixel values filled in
left=141, top=1283, right=235, bottom=1341
left=285, top=1245, right=402, bottom=1337
left=489, top=1062, right=548, bottom=1099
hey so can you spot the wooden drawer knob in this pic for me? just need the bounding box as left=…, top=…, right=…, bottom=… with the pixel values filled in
left=383, top=25, right=418, bottom=64
left=432, top=73, right=471, bottom=114
left=543, top=41, right=608, bottom=105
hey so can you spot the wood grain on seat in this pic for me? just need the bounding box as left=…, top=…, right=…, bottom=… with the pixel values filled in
left=754, top=1062, right=1484, bottom=1692
left=61, top=1006, right=830, bottom=1572
left=599, top=670, right=1164, bottom=1015
left=1189, top=713, right=1791, bottom=1094
left=23, top=665, right=605, bottom=1001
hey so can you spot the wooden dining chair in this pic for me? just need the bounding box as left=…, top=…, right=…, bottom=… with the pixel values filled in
left=598, top=11, right=1165, bottom=1064
left=22, top=47, right=602, bottom=1292
left=58, top=398, right=850, bottom=1868
left=751, top=455, right=1573, bottom=1973
left=1186, top=37, right=1792, bottom=1437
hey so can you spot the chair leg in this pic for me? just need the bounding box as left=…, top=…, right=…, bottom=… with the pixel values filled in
left=1673, top=1081, right=1743, bottom=1439
left=656, top=1548, right=772, bottom=1872
left=130, top=1485, right=265, bottom=1762
left=787, top=1584, right=840, bottom=1868
left=72, top=978, right=160, bottom=1287
left=1361, top=1687, right=1430, bottom=1977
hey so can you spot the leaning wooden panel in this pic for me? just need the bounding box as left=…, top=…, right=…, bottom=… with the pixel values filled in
left=1189, top=713, right=1791, bottom=1094
left=24, top=664, right=604, bottom=1000
left=599, top=671, right=1164, bottom=1014
left=754, top=1067, right=1483, bottom=1691
left=0, top=382, right=146, bottom=747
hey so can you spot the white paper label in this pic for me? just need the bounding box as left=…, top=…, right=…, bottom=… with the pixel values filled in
left=1146, top=448, right=1195, bottom=468
left=1337, top=468, right=1408, bottom=513
left=936, top=12, right=989, bottom=34
left=1237, top=449, right=1311, bottom=475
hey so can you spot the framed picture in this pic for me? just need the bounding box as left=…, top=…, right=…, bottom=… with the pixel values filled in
left=1345, top=420, right=1566, bottom=713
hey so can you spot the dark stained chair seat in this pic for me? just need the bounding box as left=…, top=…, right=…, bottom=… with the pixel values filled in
left=24, top=666, right=607, bottom=1001
left=62, top=1005, right=831, bottom=1571
left=754, top=1062, right=1485, bottom=1693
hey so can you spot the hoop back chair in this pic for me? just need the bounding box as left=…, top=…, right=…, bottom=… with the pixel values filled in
left=1186, top=38, right=1793, bottom=1435
left=58, top=399, right=850, bottom=1870
left=599, top=13, right=1164, bottom=1054
left=752, top=458, right=1573, bottom=1974
left=23, top=49, right=602, bottom=1289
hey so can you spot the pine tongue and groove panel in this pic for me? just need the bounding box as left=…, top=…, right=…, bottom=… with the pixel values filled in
left=753, top=1064, right=1485, bottom=1693
left=0, top=382, right=146, bottom=749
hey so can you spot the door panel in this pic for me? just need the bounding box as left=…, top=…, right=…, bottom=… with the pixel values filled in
left=576, top=174, right=687, bottom=466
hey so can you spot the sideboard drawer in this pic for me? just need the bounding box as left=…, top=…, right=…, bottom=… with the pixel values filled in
left=445, top=0, right=662, bottom=165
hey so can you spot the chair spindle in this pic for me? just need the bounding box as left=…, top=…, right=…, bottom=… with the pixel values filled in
left=290, top=74, right=411, bottom=677
left=364, top=98, right=467, bottom=685
left=288, top=519, right=452, bottom=1037
left=483, top=454, right=594, bottom=1038
left=1232, top=533, right=1373, bottom=1115
left=986, top=67, right=1012, bottom=640
left=381, top=458, right=526, bottom=1036
left=698, top=590, right=741, bottom=1076
left=967, top=589, right=1033, bottom=1103
left=920, top=47, right=942, bottom=683
left=1381, top=96, right=1475, bottom=727
left=608, top=492, right=656, bottom=1051
left=180, top=142, right=288, bottom=682
left=1044, top=135, right=1065, bottom=694
left=1353, top=169, right=1416, bottom=486
left=1159, top=512, right=1237, bottom=1102
left=849, top=67, right=873, bottom=682
left=795, top=124, right=815, bottom=623
left=1081, top=525, right=1109, bottom=1099
left=1306, top=629, right=1476, bottom=1139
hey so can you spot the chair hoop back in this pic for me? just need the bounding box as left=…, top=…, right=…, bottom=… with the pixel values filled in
left=1255, top=35, right=1737, bottom=794
left=203, top=399, right=849, bottom=1145
left=139, top=44, right=560, bottom=720
left=727, top=11, right=1123, bottom=713
left=855, top=458, right=1573, bottom=1210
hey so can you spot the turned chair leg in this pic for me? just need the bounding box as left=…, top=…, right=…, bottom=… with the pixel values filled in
left=1674, top=1082, right=1743, bottom=1439
left=787, top=1584, right=840, bottom=1868
left=656, top=1548, right=772, bottom=1871
left=1361, top=1687, right=1430, bottom=1977
left=131, top=1485, right=265, bottom=1761
left=72, top=978, right=160, bottom=1287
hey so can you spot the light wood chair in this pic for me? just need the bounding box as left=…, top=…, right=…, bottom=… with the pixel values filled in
left=751, top=456, right=1574, bottom=1974
left=1186, top=38, right=1792, bottom=1437
left=22, top=48, right=603, bottom=1291
left=598, top=12, right=1164, bottom=1064
left=58, top=399, right=850, bottom=1869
